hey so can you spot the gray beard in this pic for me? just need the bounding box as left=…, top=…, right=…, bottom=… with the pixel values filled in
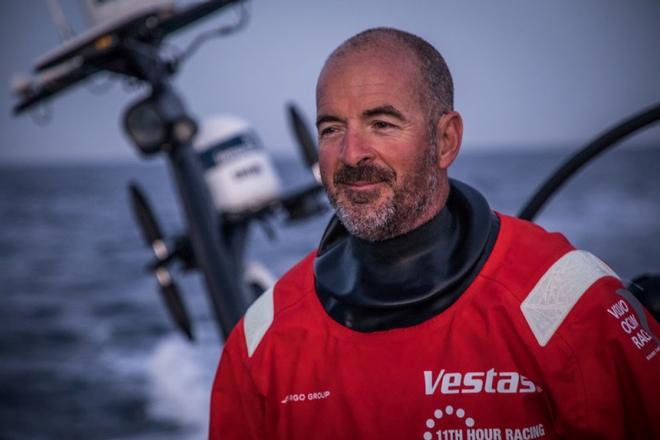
left=326, top=147, right=440, bottom=242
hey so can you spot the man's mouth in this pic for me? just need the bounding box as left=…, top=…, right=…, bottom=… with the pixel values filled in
left=340, top=180, right=385, bottom=188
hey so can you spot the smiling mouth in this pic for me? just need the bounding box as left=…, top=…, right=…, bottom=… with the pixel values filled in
left=338, top=181, right=391, bottom=194
left=341, top=180, right=385, bottom=188
left=337, top=182, right=386, bottom=204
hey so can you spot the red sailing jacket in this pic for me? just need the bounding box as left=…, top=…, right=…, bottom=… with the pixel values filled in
left=210, top=214, right=660, bottom=439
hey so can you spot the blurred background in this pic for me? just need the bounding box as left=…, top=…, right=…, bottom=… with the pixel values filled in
left=1, top=1, right=659, bottom=438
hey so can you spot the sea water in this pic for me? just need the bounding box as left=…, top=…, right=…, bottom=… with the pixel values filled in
left=1, top=148, right=658, bottom=439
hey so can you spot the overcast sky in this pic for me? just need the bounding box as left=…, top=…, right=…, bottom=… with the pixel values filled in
left=1, top=0, right=659, bottom=163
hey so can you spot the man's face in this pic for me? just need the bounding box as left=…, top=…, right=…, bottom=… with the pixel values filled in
left=316, top=46, right=444, bottom=241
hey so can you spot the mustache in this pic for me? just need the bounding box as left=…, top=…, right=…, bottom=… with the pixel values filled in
left=333, top=164, right=395, bottom=185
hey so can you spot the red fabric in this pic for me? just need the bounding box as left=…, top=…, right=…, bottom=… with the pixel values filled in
left=210, top=214, right=660, bottom=439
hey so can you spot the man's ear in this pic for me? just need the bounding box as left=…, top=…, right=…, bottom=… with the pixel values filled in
left=435, top=111, right=463, bottom=170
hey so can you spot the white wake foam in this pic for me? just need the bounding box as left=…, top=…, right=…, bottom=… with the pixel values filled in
left=146, top=332, right=224, bottom=439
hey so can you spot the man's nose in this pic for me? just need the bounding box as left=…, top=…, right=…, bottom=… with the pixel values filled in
left=339, top=128, right=373, bottom=167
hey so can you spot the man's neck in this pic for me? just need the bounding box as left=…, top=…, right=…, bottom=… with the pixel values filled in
left=314, top=179, right=499, bottom=332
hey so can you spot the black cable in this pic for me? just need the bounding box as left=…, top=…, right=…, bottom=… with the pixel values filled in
left=175, top=2, right=249, bottom=65
left=518, top=102, right=660, bottom=221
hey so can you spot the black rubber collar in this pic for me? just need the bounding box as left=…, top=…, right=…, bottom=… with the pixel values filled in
left=314, top=179, right=500, bottom=332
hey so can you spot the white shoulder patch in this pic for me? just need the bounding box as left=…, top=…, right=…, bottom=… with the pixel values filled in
left=520, top=250, right=619, bottom=347
left=243, top=286, right=275, bottom=358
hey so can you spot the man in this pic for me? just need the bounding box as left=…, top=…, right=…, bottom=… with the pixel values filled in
left=210, top=28, right=659, bottom=439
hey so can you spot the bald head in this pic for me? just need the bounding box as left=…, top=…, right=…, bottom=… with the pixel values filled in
left=320, top=27, right=454, bottom=123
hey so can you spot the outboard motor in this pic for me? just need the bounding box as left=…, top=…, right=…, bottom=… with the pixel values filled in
left=193, top=115, right=282, bottom=214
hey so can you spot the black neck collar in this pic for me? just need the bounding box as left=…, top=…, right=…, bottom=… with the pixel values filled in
left=314, top=179, right=499, bottom=332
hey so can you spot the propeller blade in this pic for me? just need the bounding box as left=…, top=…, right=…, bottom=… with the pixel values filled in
left=287, top=102, right=320, bottom=182
left=129, top=182, right=193, bottom=340
left=128, top=181, right=167, bottom=258
left=155, top=266, right=195, bottom=341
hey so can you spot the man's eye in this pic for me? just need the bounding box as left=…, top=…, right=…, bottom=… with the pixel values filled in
left=373, top=121, right=395, bottom=129
left=319, top=126, right=337, bottom=137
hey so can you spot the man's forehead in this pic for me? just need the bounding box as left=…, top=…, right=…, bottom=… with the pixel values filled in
left=316, top=74, right=416, bottom=119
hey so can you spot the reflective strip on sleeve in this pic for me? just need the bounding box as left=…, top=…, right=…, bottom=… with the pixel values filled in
left=521, top=250, right=620, bottom=347
left=244, top=286, right=275, bottom=357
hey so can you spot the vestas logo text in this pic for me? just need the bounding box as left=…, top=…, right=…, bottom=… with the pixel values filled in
left=424, top=369, right=540, bottom=395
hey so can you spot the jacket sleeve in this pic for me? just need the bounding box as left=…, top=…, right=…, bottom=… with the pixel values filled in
left=209, top=326, right=264, bottom=440
left=556, top=276, right=660, bottom=439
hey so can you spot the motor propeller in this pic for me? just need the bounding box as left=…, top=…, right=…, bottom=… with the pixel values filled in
left=287, top=102, right=320, bottom=182
left=128, top=182, right=194, bottom=341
